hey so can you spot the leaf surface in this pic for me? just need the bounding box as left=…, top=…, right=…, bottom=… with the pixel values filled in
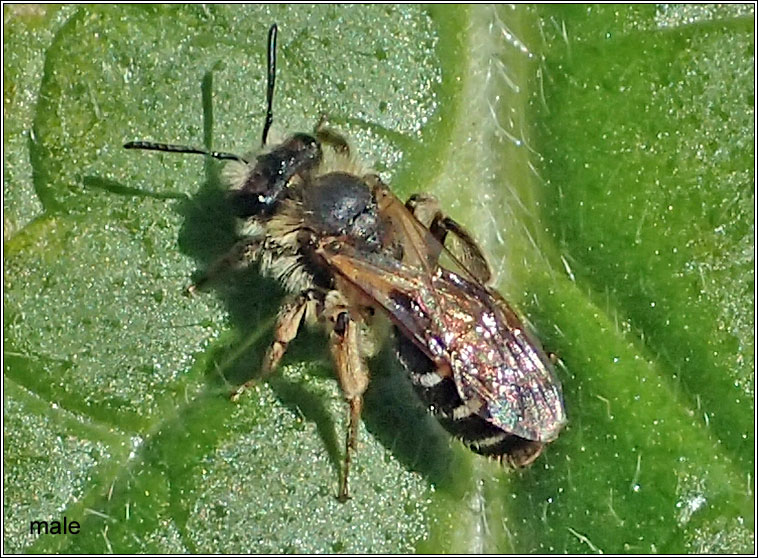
left=3, top=4, right=753, bottom=553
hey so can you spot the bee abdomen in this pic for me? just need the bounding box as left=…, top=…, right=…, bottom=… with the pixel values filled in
left=397, top=332, right=540, bottom=464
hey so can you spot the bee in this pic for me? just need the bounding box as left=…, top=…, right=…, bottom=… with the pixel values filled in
left=124, top=23, right=567, bottom=501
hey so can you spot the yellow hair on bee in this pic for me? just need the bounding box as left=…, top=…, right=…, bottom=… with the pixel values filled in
left=317, top=144, right=371, bottom=177
left=222, top=158, right=250, bottom=190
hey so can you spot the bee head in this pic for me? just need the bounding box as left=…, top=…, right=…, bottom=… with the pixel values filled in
left=229, top=133, right=323, bottom=216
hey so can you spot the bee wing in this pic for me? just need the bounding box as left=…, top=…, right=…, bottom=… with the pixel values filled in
left=318, top=239, right=439, bottom=356
left=319, top=240, right=567, bottom=443
left=373, top=182, right=490, bottom=287
left=449, top=283, right=567, bottom=442
left=372, top=183, right=441, bottom=273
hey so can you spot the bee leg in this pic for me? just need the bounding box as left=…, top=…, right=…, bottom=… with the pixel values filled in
left=314, top=115, right=351, bottom=157
left=230, top=291, right=313, bottom=401
left=502, top=439, right=544, bottom=468
left=328, top=310, right=369, bottom=502
left=405, top=194, right=492, bottom=284
left=404, top=193, right=442, bottom=231
left=186, top=237, right=262, bottom=295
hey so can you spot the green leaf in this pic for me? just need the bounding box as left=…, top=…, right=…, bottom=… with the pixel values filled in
left=4, top=4, right=753, bottom=553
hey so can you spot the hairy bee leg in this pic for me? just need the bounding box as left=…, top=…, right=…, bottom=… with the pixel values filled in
left=328, top=311, right=370, bottom=502
left=502, top=440, right=544, bottom=468
left=405, top=194, right=492, bottom=284
left=186, top=237, right=262, bottom=294
left=340, top=396, right=363, bottom=503
left=314, top=116, right=351, bottom=157
left=230, top=293, right=310, bottom=401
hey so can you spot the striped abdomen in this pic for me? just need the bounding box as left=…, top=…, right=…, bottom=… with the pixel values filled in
left=396, top=333, right=543, bottom=466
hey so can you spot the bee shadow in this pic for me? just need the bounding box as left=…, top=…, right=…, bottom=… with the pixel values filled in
left=156, top=66, right=348, bottom=485
left=362, top=346, right=469, bottom=495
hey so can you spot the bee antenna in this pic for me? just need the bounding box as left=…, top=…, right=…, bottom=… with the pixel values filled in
left=261, top=23, right=278, bottom=148
left=123, top=141, right=247, bottom=163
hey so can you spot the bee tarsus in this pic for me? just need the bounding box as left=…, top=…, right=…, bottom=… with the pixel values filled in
left=188, top=237, right=262, bottom=293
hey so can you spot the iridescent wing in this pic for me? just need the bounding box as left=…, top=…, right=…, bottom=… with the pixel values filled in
left=448, top=283, right=567, bottom=443
left=319, top=238, right=567, bottom=443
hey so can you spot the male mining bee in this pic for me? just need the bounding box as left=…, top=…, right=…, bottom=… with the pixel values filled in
left=125, top=24, right=567, bottom=501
